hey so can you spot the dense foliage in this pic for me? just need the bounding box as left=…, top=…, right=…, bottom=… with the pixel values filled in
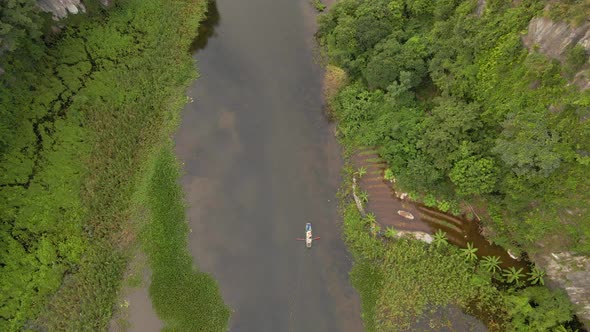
left=139, top=145, right=230, bottom=331
left=341, top=195, right=575, bottom=331
left=0, top=0, right=43, bottom=53
left=0, top=0, right=229, bottom=330
left=319, top=0, right=590, bottom=255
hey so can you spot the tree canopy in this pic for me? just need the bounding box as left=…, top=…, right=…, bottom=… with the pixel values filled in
left=319, top=0, right=590, bottom=255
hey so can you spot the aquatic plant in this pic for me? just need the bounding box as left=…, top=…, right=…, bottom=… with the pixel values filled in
left=357, top=166, right=367, bottom=178
left=460, top=242, right=478, bottom=262
left=527, top=265, right=546, bottom=286
left=384, top=227, right=397, bottom=239
left=503, top=267, right=525, bottom=284
left=432, top=229, right=448, bottom=247
left=358, top=190, right=369, bottom=203
left=481, top=256, right=502, bottom=274
left=383, top=168, right=395, bottom=182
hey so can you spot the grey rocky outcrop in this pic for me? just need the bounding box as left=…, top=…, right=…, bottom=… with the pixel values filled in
left=37, top=0, right=112, bottom=20
left=37, top=0, right=86, bottom=19
left=523, top=17, right=590, bottom=61
left=475, top=0, right=486, bottom=17
left=537, top=252, right=590, bottom=325
left=523, top=17, right=590, bottom=90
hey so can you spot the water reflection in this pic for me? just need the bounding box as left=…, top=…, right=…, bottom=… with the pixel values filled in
left=190, top=0, right=221, bottom=53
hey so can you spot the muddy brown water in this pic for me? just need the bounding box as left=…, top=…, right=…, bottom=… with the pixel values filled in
left=354, top=152, right=529, bottom=271
left=173, top=0, right=363, bottom=331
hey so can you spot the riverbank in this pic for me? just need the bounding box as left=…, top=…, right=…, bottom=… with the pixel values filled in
left=132, top=144, right=230, bottom=330
left=0, top=0, right=229, bottom=329
left=318, top=0, right=589, bottom=329
left=337, top=154, right=578, bottom=331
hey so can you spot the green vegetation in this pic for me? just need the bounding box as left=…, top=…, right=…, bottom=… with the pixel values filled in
left=460, top=242, right=479, bottom=262
left=139, top=145, right=230, bottom=331
left=311, top=0, right=327, bottom=12
left=503, top=267, right=525, bottom=285
left=341, top=196, right=576, bottom=331
left=323, top=1, right=588, bottom=329
left=506, top=287, right=574, bottom=332
left=356, top=166, right=367, bottom=178
left=546, top=0, right=590, bottom=26
left=481, top=256, right=502, bottom=274
left=318, top=0, right=590, bottom=256
left=383, top=168, right=394, bottom=181
left=527, top=265, right=546, bottom=286
left=432, top=229, right=448, bottom=247
left=0, top=0, right=230, bottom=330
left=564, top=44, right=587, bottom=78
left=0, top=0, right=43, bottom=53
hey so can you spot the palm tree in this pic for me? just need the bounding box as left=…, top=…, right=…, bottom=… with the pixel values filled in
left=364, top=212, right=376, bottom=224
left=356, top=166, right=367, bottom=178
left=384, top=227, right=397, bottom=239
left=432, top=229, right=448, bottom=247
left=481, top=256, right=502, bottom=274
left=460, top=242, right=478, bottom=262
left=527, top=265, right=546, bottom=285
left=358, top=190, right=369, bottom=203
left=502, top=267, right=525, bottom=284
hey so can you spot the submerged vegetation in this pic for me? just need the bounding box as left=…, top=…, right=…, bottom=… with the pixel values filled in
left=0, top=0, right=229, bottom=329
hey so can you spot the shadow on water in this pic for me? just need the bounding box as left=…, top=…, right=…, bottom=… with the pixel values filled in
left=190, top=0, right=220, bottom=53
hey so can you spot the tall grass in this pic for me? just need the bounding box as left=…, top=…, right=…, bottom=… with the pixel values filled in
left=138, top=145, right=230, bottom=331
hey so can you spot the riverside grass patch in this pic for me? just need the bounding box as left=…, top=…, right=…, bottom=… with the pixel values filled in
left=140, top=145, right=230, bottom=331
left=0, top=0, right=219, bottom=329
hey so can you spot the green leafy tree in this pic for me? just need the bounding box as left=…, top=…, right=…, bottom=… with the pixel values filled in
left=450, top=156, right=498, bottom=196
left=0, top=0, right=43, bottom=52
left=364, top=212, right=376, bottom=225
left=506, top=287, right=574, bottom=331
left=492, top=111, right=563, bottom=178
left=564, top=44, right=587, bottom=77
left=418, top=97, right=482, bottom=173
left=358, top=190, right=369, bottom=203
left=383, top=168, right=394, bottom=182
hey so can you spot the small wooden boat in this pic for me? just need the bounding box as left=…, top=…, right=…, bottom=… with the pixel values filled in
left=397, top=210, right=415, bottom=220
left=296, top=222, right=320, bottom=248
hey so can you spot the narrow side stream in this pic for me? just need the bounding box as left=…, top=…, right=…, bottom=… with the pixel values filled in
left=354, top=151, right=529, bottom=271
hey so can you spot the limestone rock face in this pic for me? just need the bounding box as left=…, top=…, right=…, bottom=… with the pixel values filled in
left=523, top=17, right=590, bottom=91
left=475, top=0, right=486, bottom=17
left=523, top=17, right=590, bottom=61
left=37, top=0, right=86, bottom=19
left=396, top=231, right=433, bottom=244
left=36, top=0, right=112, bottom=20
left=538, top=252, right=590, bottom=326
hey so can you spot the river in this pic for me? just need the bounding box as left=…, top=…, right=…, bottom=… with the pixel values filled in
left=173, top=0, right=363, bottom=330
